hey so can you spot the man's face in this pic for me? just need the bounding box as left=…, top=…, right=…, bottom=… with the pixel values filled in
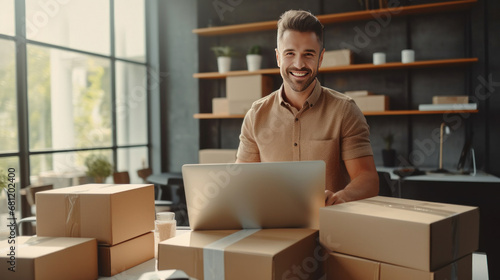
left=276, top=30, right=324, bottom=94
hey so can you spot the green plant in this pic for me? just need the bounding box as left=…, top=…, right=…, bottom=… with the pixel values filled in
left=383, top=133, right=394, bottom=150
left=211, top=46, right=235, bottom=57
left=0, top=171, right=8, bottom=191
left=247, top=45, right=261, bottom=55
left=84, top=154, right=112, bottom=179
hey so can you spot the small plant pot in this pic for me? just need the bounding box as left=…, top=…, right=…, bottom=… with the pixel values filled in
left=382, top=149, right=396, bottom=167
left=246, top=54, right=262, bottom=71
left=217, top=56, right=231, bottom=73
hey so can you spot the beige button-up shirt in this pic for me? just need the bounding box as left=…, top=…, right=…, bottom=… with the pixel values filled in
left=236, top=80, right=373, bottom=192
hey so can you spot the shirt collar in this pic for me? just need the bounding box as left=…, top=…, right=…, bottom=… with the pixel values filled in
left=279, top=78, right=322, bottom=109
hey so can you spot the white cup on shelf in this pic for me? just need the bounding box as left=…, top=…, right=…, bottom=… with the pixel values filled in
left=401, top=49, right=415, bottom=63
left=373, top=52, right=386, bottom=65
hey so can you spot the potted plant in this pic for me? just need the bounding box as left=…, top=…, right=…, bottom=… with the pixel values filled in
left=84, top=154, right=113, bottom=183
left=382, top=133, right=396, bottom=167
left=211, top=46, right=235, bottom=73
left=0, top=171, right=8, bottom=213
left=246, top=45, right=262, bottom=71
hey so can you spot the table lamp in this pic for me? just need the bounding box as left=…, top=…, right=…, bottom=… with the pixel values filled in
left=432, top=122, right=451, bottom=173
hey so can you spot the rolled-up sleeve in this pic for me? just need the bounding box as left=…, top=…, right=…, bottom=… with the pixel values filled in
left=236, top=108, right=261, bottom=162
left=340, top=100, right=373, bottom=160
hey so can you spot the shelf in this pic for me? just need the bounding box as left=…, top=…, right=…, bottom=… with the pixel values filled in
left=363, top=110, right=479, bottom=116
left=192, top=0, right=477, bottom=36
left=193, top=58, right=478, bottom=79
left=194, top=110, right=479, bottom=119
left=194, top=68, right=279, bottom=79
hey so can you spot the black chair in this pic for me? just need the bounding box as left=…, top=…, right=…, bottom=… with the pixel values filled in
left=377, top=171, right=396, bottom=197
left=147, top=172, right=188, bottom=226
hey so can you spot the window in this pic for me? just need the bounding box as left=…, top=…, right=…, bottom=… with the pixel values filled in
left=25, top=0, right=110, bottom=55
left=0, top=0, right=15, bottom=36
left=116, top=61, right=148, bottom=146
left=0, top=0, right=150, bottom=196
left=27, top=45, right=112, bottom=151
left=0, top=39, right=17, bottom=153
left=114, top=0, right=146, bottom=62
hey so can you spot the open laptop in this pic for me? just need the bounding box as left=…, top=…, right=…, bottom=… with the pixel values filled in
left=181, top=161, right=325, bottom=230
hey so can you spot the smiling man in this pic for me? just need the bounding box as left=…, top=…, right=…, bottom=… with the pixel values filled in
left=236, top=10, right=379, bottom=205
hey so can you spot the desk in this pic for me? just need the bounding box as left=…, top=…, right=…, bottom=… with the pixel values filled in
left=377, top=167, right=500, bottom=183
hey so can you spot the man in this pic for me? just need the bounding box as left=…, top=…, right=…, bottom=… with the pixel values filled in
left=236, top=10, right=379, bottom=205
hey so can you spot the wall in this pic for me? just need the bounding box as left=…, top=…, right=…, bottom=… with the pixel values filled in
left=158, top=0, right=199, bottom=172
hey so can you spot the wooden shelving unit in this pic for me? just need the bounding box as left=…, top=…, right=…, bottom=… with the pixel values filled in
left=193, top=58, right=478, bottom=79
left=194, top=110, right=479, bottom=119
left=192, top=0, right=477, bottom=36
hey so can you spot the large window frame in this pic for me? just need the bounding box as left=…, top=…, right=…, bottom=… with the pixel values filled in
left=0, top=0, right=152, bottom=189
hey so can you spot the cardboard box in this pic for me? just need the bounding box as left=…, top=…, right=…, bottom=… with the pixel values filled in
left=344, top=90, right=373, bottom=98
left=319, top=196, right=479, bottom=271
left=320, top=49, right=352, bottom=68
left=36, top=184, right=155, bottom=246
left=158, top=228, right=325, bottom=280
left=226, top=75, right=273, bottom=101
left=0, top=236, right=97, bottom=280
left=432, top=95, right=469, bottom=104
left=199, top=149, right=237, bottom=164
left=212, top=97, right=254, bottom=115
left=98, top=232, right=154, bottom=276
left=351, top=95, right=389, bottom=112
left=327, top=252, right=472, bottom=280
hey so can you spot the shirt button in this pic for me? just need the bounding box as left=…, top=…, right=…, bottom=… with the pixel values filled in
left=294, top=143, right=298, bottom=146
left=295, top=118, right=299, bottom=122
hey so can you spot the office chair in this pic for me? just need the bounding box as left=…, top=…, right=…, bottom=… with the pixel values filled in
left=137, top=168, right=152, bottom=183
left=17, top=184, right=53, bottom=235
left=113, top=171, right=131, bottom=184
left=377, top=171, right=396, bottom=197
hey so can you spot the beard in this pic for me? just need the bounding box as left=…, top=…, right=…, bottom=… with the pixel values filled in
left=282, top=66, right=318, bottom=93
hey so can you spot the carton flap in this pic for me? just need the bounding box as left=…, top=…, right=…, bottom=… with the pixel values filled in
left=38, top=184, right=153, bottom=195
left=0, top=237, right=96, bottom=259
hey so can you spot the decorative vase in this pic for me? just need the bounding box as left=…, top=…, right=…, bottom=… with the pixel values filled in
left=246, top=54, right=262, bottom=71
left=382, top=149, right=396, bottom=167
left=217, top=56, right=231, bottom=73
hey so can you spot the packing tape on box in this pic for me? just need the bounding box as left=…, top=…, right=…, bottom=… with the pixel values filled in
left=359, top=198, right=461, bottom=262
left=359, top=198, right=458, bottom=217
left=65, top=194, right=81, bottom=237
left=64, top=184, right=121, bottom=237
left=203, top=229, right=260, bottom=280
left=451, top=259, right=458, bottom=280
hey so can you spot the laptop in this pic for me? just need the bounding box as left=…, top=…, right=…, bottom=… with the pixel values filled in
left=181, top=161, right=325, bottom=230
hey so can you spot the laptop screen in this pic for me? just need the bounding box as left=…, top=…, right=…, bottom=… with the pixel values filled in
left=182, top=161, right=325, bottom=230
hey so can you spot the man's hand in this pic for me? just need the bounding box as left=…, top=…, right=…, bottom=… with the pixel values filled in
left=325, top=190, right=346, bottom=206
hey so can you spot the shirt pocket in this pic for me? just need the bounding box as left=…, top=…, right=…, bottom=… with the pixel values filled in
left=301, top=139, right=338, bottom=164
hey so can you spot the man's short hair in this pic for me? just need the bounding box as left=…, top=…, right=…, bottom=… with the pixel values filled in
left=277, top=10, right=324, bottom=49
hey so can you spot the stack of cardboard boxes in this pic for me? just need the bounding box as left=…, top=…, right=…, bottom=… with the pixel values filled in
left=212, top=74, right=273, bottom=115
left=0, top=184, right=156, bottom=278
left=320, top=196, right=479, bottom=280
left=157, top=196, right=479, bottom=280
left=198, top=149, right=237, bottom=164
left=345, top=90, right=389, bottom=112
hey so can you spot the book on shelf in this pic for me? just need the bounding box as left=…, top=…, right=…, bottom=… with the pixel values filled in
left=418, top=103, right=477, bottom=111
left=432, top=95, right=469, bottom=104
